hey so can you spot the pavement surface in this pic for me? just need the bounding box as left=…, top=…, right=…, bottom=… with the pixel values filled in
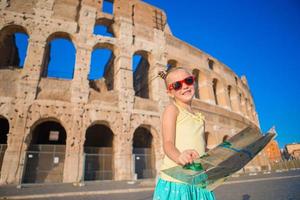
left=215, top=170, right=300, bottom=200
left=0, top=169, right=299, bottom=200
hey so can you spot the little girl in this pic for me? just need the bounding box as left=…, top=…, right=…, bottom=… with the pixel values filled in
left=153, top=67, right=216, bottom=200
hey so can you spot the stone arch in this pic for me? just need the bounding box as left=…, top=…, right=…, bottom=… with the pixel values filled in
left=94, top=18, right=114, bottom=37
left=24, top=105, right=72, bottom=144
left=23, top=118, right=67, bottom=183
left=42, top=32, right=76, bottom=79
left=132, top=50, right=150, bottom=99
left=0, top=116, right=9, bottom=175
left=192, top=69, right=200, bottom=99
left=132, top=125, right=156, bottom=179
left=84, top=122, right=114, bottom=180
left=45, top=31, right=76, bottom=45
left=0, top=24, right=29, bottom=69
left=89, top=44, right=115, bottom=92
left=29, top=119, right=67, bottom=145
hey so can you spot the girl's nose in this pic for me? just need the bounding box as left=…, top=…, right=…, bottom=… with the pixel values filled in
left=182, top=82, right=189, bottom=89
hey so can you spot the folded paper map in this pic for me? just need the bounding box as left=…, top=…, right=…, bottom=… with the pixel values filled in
left=162, top=127, right=276, bottom=190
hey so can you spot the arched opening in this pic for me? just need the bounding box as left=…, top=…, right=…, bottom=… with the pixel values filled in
left=0, top=117, right=9, bottom=175
left=212, top=79, right=218, bottom=105
left=192, top=69, right=200, bottom=99
left=42, top=34, right=76, bottom=79
left=208, top=58, right=214, bottom=70
left=89, top=47, right=114, bottom=92
left=0, top=25, right=29, bottom=69
left=132, top=126, right=155, bottom=179
left=167, top=59, right=177, bottom=70
left=23, top=120, right=67, bottom=183
left=227, top=85, right=232, bottom=109
left=84, top=124, right=113, bottom=181
left=223, top=135, right=229, bottom=142
left=93, top=18, right=114, bottom=37
left=132, top=51, right=150, bottom=99
left=102, top=0, right=114, bottom=15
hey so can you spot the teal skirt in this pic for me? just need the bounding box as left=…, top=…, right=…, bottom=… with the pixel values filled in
left=153, top=178, right=216, bottom=200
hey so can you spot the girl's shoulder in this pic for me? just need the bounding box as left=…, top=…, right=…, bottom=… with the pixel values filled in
left=163, top=103, right=179, bottom=117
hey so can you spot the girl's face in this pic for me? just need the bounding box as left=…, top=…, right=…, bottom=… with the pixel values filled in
left=166, top=69, right=195, bottom=104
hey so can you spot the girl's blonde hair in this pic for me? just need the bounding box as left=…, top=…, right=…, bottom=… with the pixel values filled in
left=158, top=67, right=191, bottom=87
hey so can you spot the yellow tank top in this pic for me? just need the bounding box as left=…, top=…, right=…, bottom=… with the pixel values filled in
left=160, top=102, right=206, bottom=183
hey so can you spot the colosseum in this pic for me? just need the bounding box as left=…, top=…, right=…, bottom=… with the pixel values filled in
left=0, top=0, right=267, bottom=185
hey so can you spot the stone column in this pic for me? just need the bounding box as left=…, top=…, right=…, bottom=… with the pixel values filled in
left=113, top=114, right=133, bottom=180
left=245, top=98, right=251, bottom=119
left=230, top=87, right=242, bottom=114
left=0, top=0, right=8, bottom=9
left=148, top=61, right=168, bottom=102
left=0, top=35, right=49, bottom=184
left=247, top=101, right=254, bottom=121
left=114, top=50, right=135, bottom=111
left=71, top=4, right=96, bottom=103
left=240, top=95, right=247, bottom=117
left=63, top=105, right=85, bottom=183
left=112, top=50, right=135, bottom=180
left=71, top=46, right=91, bottom=103
left=199, top=75, right=215, bottom=105
left=113, top=16, right=135, bottom=111
left=148, top=29, right=168, bottom=102
left=16, top=37, right=47, bottom=101
left=216, top=83, right=231, bottom=110
left=0, top=102, right=30, bottom=184
left=111, top=17, right=136, bottom=180
left=34, top=0, right=54, bottom=18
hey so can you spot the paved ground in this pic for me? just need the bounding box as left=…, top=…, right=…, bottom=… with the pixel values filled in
left=0, top=169, right=299, bottom=200
left=214, top=170, right=300, bottom=200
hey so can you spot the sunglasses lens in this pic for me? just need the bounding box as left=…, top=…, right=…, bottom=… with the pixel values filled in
left=172, top=81, right=182, bottom=91
left=185, top=76, right=194, bottom=85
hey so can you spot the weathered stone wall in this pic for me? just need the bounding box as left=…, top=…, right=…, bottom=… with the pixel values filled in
left=0, top=0, right=261, bottom=184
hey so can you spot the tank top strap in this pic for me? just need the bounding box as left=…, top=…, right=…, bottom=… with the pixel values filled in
left=173, top=101, right=205, bottom=122
left=173, top=101, right=184, bottom=112
left=173, top=101, right=194, bottom=116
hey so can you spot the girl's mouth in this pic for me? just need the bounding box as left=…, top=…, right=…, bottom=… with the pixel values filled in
left=182, top=89, right=191, bottom=95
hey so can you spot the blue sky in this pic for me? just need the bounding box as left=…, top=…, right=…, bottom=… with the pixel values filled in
left=14, top=0, right=299, bottom=148
left=143, top=0, right=300, bottom=148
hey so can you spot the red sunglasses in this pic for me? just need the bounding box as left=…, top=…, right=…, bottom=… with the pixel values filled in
left=168, top=76, right=195, bottom=91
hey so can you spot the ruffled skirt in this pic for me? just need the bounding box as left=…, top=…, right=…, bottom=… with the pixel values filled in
left=153, top=178, right=216, bottom=200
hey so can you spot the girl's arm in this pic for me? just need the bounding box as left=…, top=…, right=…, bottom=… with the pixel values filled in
left=162, top=104, right=198, bottom=165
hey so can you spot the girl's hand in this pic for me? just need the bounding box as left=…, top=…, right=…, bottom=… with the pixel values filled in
left=177, top=149, right=199, bottom=166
